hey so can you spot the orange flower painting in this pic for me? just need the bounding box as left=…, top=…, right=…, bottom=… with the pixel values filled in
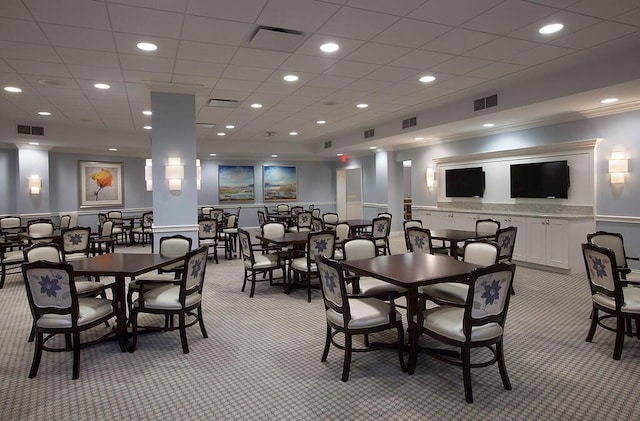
left=91, top=168, right=113, bottom=199
left=79, top=161, right=123, bottom=207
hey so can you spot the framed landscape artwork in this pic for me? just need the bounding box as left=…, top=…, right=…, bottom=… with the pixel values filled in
left=79, top=160, right=124, bottom=208
left=218, top=165, right=255, bottom=202
left=263, top=165, right=297, bottom=201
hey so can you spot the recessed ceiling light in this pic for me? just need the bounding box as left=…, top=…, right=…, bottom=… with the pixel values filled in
left=271, top=154, right=278, bottom=158
left=109, top=148, right=118, bottom=151
left=415, top=137, right=425, bottom=140
left=483, top=123, right=495, bottom=128
left=143, top=125, right=152, bottom=130
left=369, top=146, right=377, bottom=150
left=357, top=103, right=368, bottom=109
left=28, top=142, right=39, bottom=146
left=209, top=153, right=217, bottom=156
left=419, top=75, right=436, bottom=83
left=289, top=131, right=298, bottom=136
left=136, top=42, right=158, bottom=52
left=4, top=86, right=22, bottom=93
left=217, top=132, right=226, bottom=136
left=251, top=103, right=263, bottom=109
left=94, top=83, right=110, bottom=90
left=283, top=74, right=299, bottom=82
left=336, top=153, right=343, bottom=156
left=37, top=111, right=51, bottom=116
left=539, top=23, right=563, bottom=35
left=225, top=125, right=235, bottom=129
left=600, top=98, right=619, bottom=104
left=317, top=120, right=326, bottom=125
left=142, top=110, right=152, bottom=115
left=320, top=42, right=339, bottom=53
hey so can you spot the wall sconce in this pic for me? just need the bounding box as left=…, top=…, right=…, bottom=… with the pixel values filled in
left=426, top=168, right=435, bottom=188
left=28, top=175, right=42, bottom=195
left=165, top=157, right=184, bottom=191
left=608, top=151, right=628, bottom=184
left=145, top=159, right=153, bottom=191
left=196, top=159, right=201, bottom=190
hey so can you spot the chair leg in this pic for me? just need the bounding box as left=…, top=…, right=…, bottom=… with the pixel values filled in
left=179, top=312, right=189, bottom=354
left=130, top=309, right=139, bottom=353
left=241, top=269, right=248, bottom=292
left=613, top=316, right=625, bottom=360
left=198, top=306, right=208, bottom=338
left=29, top=332, right=44, bottom=378
left=249, top=271, right=257, bottom=298
left=0, top=269, right=6, bottom=289
left=461, top=348, right=473, bottom=403
left=396, top=323, right=407, bottom=372
left=342, top=333, right=352, bottom=382
left=321, top=324, right=331, bottom=362
left=585, top=307, right=598, bottom=342
left=27, top=324, right=35, bottom=342
left=72, top=331, right=81, bottom=380
left=496, top=341, right=512, bottom=391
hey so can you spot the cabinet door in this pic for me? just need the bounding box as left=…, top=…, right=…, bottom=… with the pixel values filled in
left=454, top=213, right=477, bottom=231
left=526, top=218, right=547, bottom=266
left=546, top=218, right=569, bottom=268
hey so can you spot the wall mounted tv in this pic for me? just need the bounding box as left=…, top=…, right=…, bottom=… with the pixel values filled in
left=510, top=160, right=570, bottom=199
left=445, top=167, right=485, bottom=198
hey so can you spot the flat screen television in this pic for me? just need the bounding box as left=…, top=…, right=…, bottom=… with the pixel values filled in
left=510, top=160, right=570, bottom=198
left=445, top=167, right=485, bottom=198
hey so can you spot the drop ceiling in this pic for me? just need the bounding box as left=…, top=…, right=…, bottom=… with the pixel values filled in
left=0, top=0, right=639, bottom=159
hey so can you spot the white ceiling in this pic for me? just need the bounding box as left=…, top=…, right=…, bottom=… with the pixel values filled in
left=0, top=0, right=639, bottom=159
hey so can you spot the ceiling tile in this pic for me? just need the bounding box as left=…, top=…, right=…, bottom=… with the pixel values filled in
left=465, top=37, right=539, bottom=61
left=466, top=62, right=526, bottom=79
left=612, top=7, right=640, bottom=26
left=508, top=11, right=601, bottom=42
left=422, top=29, right=498, bottom=55
left=430, top=56, right=493, bottom=75
left=373, top=18, right=451, bottom=48
left=409, top=0, right=503, bottom=27
left=177, top=41, right=237, bottom=64
left=292, top=85, right=335, bottom=98
left=108, top=3, right=183, bottom=38
left=67, top=65, right=124, bottom=82
left=5, top=59, right=72, bottom=78
left=113, top=33, right=179, bottom=58
left=306, top=74, right=356, bottom=89
left=390, top=50, right=454, bottom=70
left=0, top=41, right=61, bottom=63
left=324, top=61, right=380, bottom=78
left=318, top=7, right=400, bottom=40
left=257, top=0, right=340, bottom=33
left=231, top=48, right=290, bottom=69
left=41, top=24, right=116, bottom=52
left=174, top=60, right=227, bottom=78
left=0, top=59, right=15, bottom=73
left=106, top=0, right=188, bottom=13
left=364, top=66, right=419, bottom=83
left=567, top=0, right=639, bottom=19
left=214, top=78, right=262, bottom=92
left=295, top=34, right=364, bottom=59
left=172, top=74, right=219, bottom=88
left=345, top=43, right=412, bottom=65
left=280, top=54, right=336, bottom=73
left=221, top=64, right=274, bottom=81
left=525, top=0, right=581, bottom=7
left=505, top=44, right=576, bottom=66
left=254, top=81, right=298, bottom=95
left=120, top=54, right=175, bottom=73
left=552, top=21, right=638, bottom=49
left=462, top=0, right=557, bottom=35
left=182, top=15, right=252, bottom=46
left=24, top=0, right=110, bottom=30
left=435, top=75, right=485, bottom=90
left=57, top=47, right=120, bottom=68
left=345, top=78, right=391, bottom=92
left=0, top=0, right=34, bottom=19
left=187, top=0, right=266, bottom=22
left=0, top=17, right=49, bottom=44
left=345, top=0, right=426, bottom=16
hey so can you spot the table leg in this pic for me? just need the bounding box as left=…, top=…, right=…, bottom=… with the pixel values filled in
left=114, top=275, right=129, bottom=352
left=406, top=287, right=419, bottom=374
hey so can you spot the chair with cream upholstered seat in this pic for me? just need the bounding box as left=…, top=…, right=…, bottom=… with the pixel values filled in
left=290, top=230, right=336, bottom=302
left=587, top=231, right=640, bottom=285
left=238, top=228, right=286, bottom=297
left=198, top=219, right=219, bottom=263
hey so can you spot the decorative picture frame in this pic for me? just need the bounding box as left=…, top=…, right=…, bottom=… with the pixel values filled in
left=218, top=165, right=255, bottom=202
left=78, top=160, right=124, bottom=208
left=263, top=165, right=297, bottom=201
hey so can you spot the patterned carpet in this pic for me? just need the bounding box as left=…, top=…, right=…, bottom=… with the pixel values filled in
left=1, top=234, right=639, bottom=420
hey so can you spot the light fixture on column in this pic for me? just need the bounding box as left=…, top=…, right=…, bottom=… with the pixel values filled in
left=28, top=175, right=42, bottom=195
left=145, top=159, right=153, bottom=191
left=608, top=151, right=628, bottom=184
left=196, top=159, right=202, bottom=190
left=426, top=168, right=435, bottom=188
left=165, top=157, right=184, bottom=191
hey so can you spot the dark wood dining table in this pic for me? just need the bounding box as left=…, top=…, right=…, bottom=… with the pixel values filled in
left=341, top=252, right=479, bottom=374
left=19, top=230, right=61, bottom=244
left=70, top=253, right=185, bottom=352
left=339, top=219, right=372, bottom=235
left=429, top=229, right=494, bottom=258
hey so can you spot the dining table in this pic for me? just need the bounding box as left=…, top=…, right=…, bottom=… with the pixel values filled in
left=70, top=252, right=186, bottom=352
left=339, top=219, right=372, bottom=235
left=341, top=252, right=479, bottom=374
left=429, top=229, right=495, bottom=258
left=256, top=231, right=312, bottom=292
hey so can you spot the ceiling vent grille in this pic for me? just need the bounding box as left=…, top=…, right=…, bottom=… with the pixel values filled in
left=474, top=94, right=498, bottom=111
left=17, top=124, right=44, bottom=136
left=402, top=116, right=417, bottom=129
left=324, top=140, right=332, bottom=149
left=364, top=128, right=375, bottom=139
left=248, top=25, right=305, bottom=53
left=207, top=98, right=239, bottom=108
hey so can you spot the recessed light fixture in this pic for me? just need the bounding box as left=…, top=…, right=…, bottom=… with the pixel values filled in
left=142, top=110, right=152, bottom=115
left=136, top=42, right=158, bottom=52
left=419, top=75, right=436, bottom=83
left=483, top=123, right=495, bottom=128
left=217, top=132, right=226, bottom=136
left=336, top=153, right=343, bottom=157
left=225, top=125, right=235, bottom=129
left=357, top=103, right=368, bottom=109
left=37, top=111, right=51, bottom=116
left=109, top=148, right=118, bottom=151
left=4, top=86, right=22, bottom=93
left=143, top=125, right=152, bottom=130
left=28, top=142, right=39, bottom=146
left=316, top=120, right=326, bottom=125
left=415, top=137, right=425, bottom=140
left=539, top=23, right=563, bottom=35
left=369, top=146, right=377, bottom=150
left=271, top=154, right=278, bottom=158
left=283, top=74, right=299, bottom=82
left=209, top=153, right=217, bottom=156
left=320, top=42, right=339, bottom=53
left=600, top=98, right=619, bottom=104
left=251, top=103, right=263, bottom=109
left=289, top=131, right=298, bottom=136
left=94, top=83, right=110, bottom=90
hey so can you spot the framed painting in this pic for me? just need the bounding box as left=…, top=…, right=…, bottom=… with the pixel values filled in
left=218, top=165, right=255, bottom=202
left=263, top=165, right=297, bottom=201
left=79, top=161, right=124, bottom=208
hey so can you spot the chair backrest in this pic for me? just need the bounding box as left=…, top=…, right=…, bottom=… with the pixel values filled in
left=210, top=208, right=224, bottom=222
left=462, top=263, right=515, bottom=339
left=307, top=231, right=336, bottom=264
left=495, top=226, right=517, bottom=262
left=378, top=212, right=392, bottom=220
left=403, top=219, right=423, bottom=249
left=277, top=204, right=290, bottom=214
left=97, top=213, right=107, bottom=229
left=262, top=222, right=286, bottom=237
left=59, top=215, right=71, bottom=229
left=371, top=216, right=390, bottom=240
left=335, top=223, right=350, bottom=243
left=322, top=212, right=339, bottom=225
left=101, top=220, right=114, bottom=237
left=406, top=227, right=433, bottom=253
left=238, top=228, right=255, bottom=265
left=476, top=218, right=501, bottom=235
left=179, top=246, right=209, bottom=302
left=342, top=236, right=377, bottom=260
left=462, top=240, right=500, bottom=266
left=587, top=231, right=629, bottom=270
left=158, top=235, right=193, bottom=271
left=1, top=216, right=21, bottom=232
left=226, top=214, right=237, bottom=228
left=198, top=219, right=218, bottom=239
left=22, top=261, right=79, bottom=323
left=201, top=207, right=213, bottom=217
left=257, top=210, right=266, bottom=225
left=61, top=226, right=91, bottom=258
left=311, top=208, right=321, bottom=218
left=317, top=256, right=348, bottom=317
left=311, top=217, right=324, bottom=232
left=68, top=212, right=79, bottom=228
left=582, top=242, right=622, bottom=303
left=27, top=222, right=54, bottom=244
left=107, top=211, right=123, bottom=227
left=297, top=211, right=312, bottom=228
left=141, top=211, right=153, bottom=229
left=24, top=243, right=62, bottom=263
left=291, top=206, right=304, bottom=216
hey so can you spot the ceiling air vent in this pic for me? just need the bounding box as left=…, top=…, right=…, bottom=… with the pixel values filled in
left=248, top=25, right=305, bottom=53
left=474, top=94, right=498, bottom=111
left=402, top=116, right=417, bottom=129
left=364, top=128, right=375, bottom=139
left=207, top=98, right=239, bottom=108
left=17, top=124, right=44, bottom=136
left=264, top=131, right=277, bottom=137
left=196, top=122, right=216, bottom=129
left=324, top=140, right=332, bottom=149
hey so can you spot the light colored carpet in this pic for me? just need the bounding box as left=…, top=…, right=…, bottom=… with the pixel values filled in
left=1, top=234, right=639, bottom=420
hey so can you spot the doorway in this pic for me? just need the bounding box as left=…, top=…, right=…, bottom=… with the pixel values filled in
left=336, top=168, right=363, bottom=219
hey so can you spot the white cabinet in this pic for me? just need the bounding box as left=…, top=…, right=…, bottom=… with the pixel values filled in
left=526, top=218, right=569, bottom=269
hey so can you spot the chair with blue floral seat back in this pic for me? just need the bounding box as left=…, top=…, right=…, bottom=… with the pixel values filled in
left=130, top=246, right=209, bottom=354
left=582, top=242, right=640, bottom=360
left=587, top=231, right=640, bottom=286
left=238, top=228, right=286, bottom=297
left=419, top=262, right=516, bottom=403
left=495, top=226, right=517, bottom=294
left=403, top=219, right=422, bottom=251
left=131, top=211, right=153, bottom=246
left=60, top=226, right=92, bottom=262
left=289, top=211, right=312, bottom=232
left=406, top=226, right=434, bottom=254
left=371, top=216, right=391, bottom=255
left=198, top=219, right=219, bottom=263
left=316, top=256, right=406, bottom=382
left=311, top=217, right=324, bottom=233
left=290, top=230, right=336, bottom=302
left=21, top=260, right=119, bottom=379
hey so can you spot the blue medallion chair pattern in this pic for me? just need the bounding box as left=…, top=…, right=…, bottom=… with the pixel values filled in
left=495, top=226, right=517, bottom=294
left=130, top=246, right=209, bottom=354
left=131, top=211, right=153, bottom=246
left=198, top=219, right=219, bottom=264
left=61, top=226, right=91, bottom=262
left=289, top=211, right=312, bottom=232
left=311, top=217, right=324, bottom=233
left=419, top=263, right=515, bottom=403
left=22, top=261, right=118, bottom=379
left=406, top=226, right=434, bottom=254
left=370, top=216, right=391, bottom=255
left=403, top=219, right=422, bottom=251
left=290, top=230, right=336, bottom=302
left=316, top=256, right=406, bottom=382
left=238, top=228, right=286, bottom=297
left=582, top=243, right=640, bottom=360
left=587, top=231, right=640, bottom=285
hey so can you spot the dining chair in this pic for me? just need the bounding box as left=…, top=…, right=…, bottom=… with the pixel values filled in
left=371, top=216, right=391, bottom=255
left=290, top=230, right=336, bottom=302
left=60, top=226, right=92, bottom=262
left=221, top=213, right=239, bottom=259
left=311, top=217, right=325, bottom=233
left=59, top=215, right=71, bottom=230
left=90, top=220, right=115, bottom=255
left=131, top=211, right=153, bottom=246
left=311, top=208, right=321, bottom=219
left=322, top=212, right=339, bottom=230
left=277, top=204, right=290, bottom=215
left=257, top=210, right=266, bottom=226
left=457, top=219, right=501, bottom=258
left=238, top=228, right=286, bottom=297
left=198, top=219, right=219, bottom=263
left=587, top=231, right=640, bottom=285
left=316, top=256, right=406, bottom=382
left=289, top=211, right=312, bottom=232
left=403, top=219, right=422, bottom=251
left=22, top=260, right=118, bottom=379
left=107, top=211, right=125, bottom=243
left=333, top=223, right=351, bottom=260
left=130, top=246, right=209, bottom=354
left=419, top=262, right=516, bottom=403
left=25, top=221, right=55, bottom=245
left=0, top=216, right=22, bottom=242
left=582, top=242, right=640, bottom=360
left=1, top=239, right=25, bottom=289
left=406, top=226, right=434, bottom=254
left=201, top=206, right=213, bottom=219
left=495, top=226, right=518, bottom=294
